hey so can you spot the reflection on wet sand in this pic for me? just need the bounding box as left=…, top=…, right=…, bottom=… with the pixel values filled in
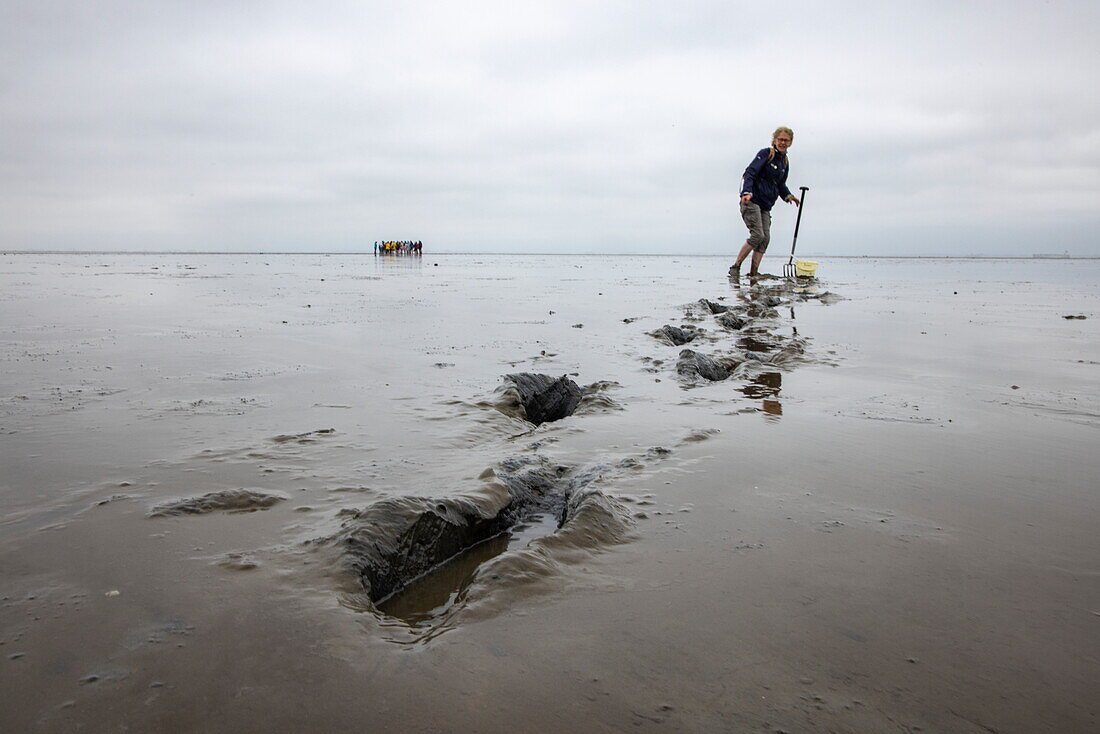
left=378, top=513, right=559, bottom=626
left=672, top=279, right=813, bottom=427
left=740, top=371, right=782, bottom=399
left=8, top=255, right=1093, bottom=732
left=738, top=333, right=779, bottom=353
left=739, top=370, right=783, bottom=419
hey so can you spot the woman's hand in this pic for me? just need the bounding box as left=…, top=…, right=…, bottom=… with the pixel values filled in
left=740, top=194, right=753, bottom=204
left=786, top=195, right=800, bottom=207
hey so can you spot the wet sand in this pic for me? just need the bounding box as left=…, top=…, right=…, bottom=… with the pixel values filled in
left=1, top=254, right=1098, bottom=732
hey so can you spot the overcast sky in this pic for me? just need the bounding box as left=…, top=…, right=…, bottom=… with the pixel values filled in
left=2, top=0, right=1097, bottom=255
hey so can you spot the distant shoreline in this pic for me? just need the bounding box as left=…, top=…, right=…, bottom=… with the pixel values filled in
left=3, top=251, right=1099, bottom=259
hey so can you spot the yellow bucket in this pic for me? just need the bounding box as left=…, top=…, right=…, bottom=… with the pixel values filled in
left=795, top=260, right=818, bottom=278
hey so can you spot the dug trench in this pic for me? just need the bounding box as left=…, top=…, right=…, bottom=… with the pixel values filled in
left=309, top=281, right=842, bottom=631
left=157, top=280, right=839, bottom=634
left=324, top=453, right=641, bottom=628
left=314, top=373, right=636, bottom=628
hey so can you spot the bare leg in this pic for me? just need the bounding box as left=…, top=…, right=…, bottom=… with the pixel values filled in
left=749, top=250, right=764, bottom=276
left=733, top=241, right=753, bottom=267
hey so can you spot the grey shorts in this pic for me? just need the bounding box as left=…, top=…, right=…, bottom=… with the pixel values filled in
left=740, top=201, right=772, bottom=253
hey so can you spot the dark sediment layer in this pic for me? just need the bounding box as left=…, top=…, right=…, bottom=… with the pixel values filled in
left=677, top=349, right=737, bottom=382
left=149, top=488, right=288, bottom=517
left=743, top=301, right=779, bottom=319
left=331, top=454, right=635, bottom=610
left=504, top=373, right=584, bottom=425
left=138, top=366, right=641, bottom=626
left=698, top=298, right=729, bottom=314
left=341, top=493, right=516, bottom=603
left=652, top=324, right=700, bottom=346
left=492, top=374, right=622, bottom=425
left=716, top=312, right=746, bottom=330
left=759, top=294, right=784, bottom=307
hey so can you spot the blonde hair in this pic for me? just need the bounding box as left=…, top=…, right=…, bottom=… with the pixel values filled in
left=768, top=126, right=794, bottom=163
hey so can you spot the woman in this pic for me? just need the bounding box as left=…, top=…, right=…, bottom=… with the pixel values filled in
left=730, top=126, right=801, bottom=278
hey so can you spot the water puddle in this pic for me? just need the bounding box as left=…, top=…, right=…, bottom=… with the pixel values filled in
left=740, top=371, right=782, bottom=398
left=376, top=512, right=560, bottom=626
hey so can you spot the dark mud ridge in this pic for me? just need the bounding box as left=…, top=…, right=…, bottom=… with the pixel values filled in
left=503, top=373, right=583, bottom=425
left=716, top=312, right=746, bottom=330
left=149, top=488, right=288, bottom=517
left=661, top=281, right=830, bottom=384
left=676, top=335, right=806, bottom=382
left=330, top=281, right=841, bottom=617
left=651, top=324, right=701, bottom=346
left=329, top=455, right=633, bottom=609
left=698, top=298, right=729, bottom=314
left=677, top=349, right=736, bottom=382
left=494, top=373, right=621, bottom=425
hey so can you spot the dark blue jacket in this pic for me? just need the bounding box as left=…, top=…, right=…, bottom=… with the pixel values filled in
left=740, top=147, right=792, bottom=211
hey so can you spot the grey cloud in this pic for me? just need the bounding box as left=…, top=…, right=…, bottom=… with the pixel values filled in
left=1, top=0, right=1098, bottom=254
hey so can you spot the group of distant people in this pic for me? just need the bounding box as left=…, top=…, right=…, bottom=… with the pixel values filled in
left=374, top=240, right=423, bottom=255
left=368, top=127, right=799, bottom=274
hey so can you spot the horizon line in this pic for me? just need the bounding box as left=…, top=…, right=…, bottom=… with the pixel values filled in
left=3, top=250, right=1099, bottom=260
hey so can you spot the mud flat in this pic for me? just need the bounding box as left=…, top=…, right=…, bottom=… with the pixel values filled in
left=1, top=254, right=1099, bottom=733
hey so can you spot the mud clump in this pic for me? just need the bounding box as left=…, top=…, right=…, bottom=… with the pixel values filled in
left=149, top=489, right=288, bottom=517
left=743, top=302, right=779, bottom=319
left=803, top=290, right=843, bottom=305
left=504, top=373, right=584, bottom=425
left=652, top=325, right=699, bottom=346
left=677, top=349, right=736, bottom=382
left=698, top=298, right=729, bottom=314
left=716, top=312, right=746, bottom=330
left=760, top=295, right=784, bottom=308
left=494, top=376, right=621, bottom=424
left=270, top=428, right=335, bottom=444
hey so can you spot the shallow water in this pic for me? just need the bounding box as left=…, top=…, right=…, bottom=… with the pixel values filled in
left=1, top=253, right=1098, bottom=732
left=377, top=512, right=560, bottom=626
